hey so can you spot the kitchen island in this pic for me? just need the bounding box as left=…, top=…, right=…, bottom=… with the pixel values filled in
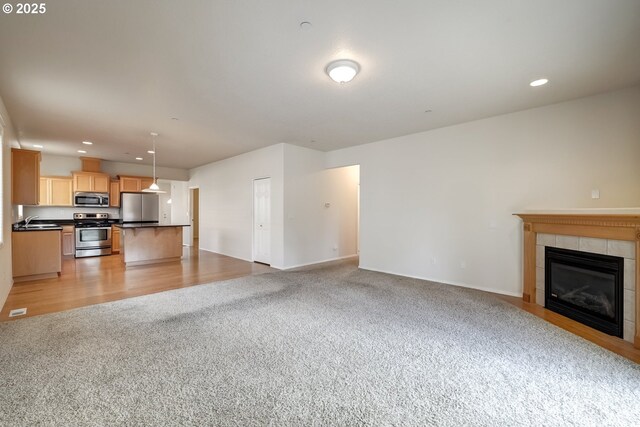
left=114, top=223, right=190, bottom=267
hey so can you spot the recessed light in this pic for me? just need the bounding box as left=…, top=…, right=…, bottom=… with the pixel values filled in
left=424, top=109, right=433, bottom=113
left=78, top=150, right=87, bottom=154
left=300, top=21, right=313, bottom=31
left=136, top=157, right=143, bottom=160
left=33, top=144, right=43, bottom=148
left=82, top=141, right=93, bottom=145
left=530, top=78, right=549, bottom=87
left=147, top=150, right=155, bottom=154
left=171, top=117, right=179, bottom=121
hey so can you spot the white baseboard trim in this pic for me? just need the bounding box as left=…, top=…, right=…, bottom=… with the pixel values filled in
left=358, top=265, right=522, bottom=298
left=196, top=246, right=254, bottom=263
left=282, top=254, right=359, bottom=271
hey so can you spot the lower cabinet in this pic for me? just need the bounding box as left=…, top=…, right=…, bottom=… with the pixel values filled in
left=112, top=226, right=121, bottom=254
left=12, top=231, right=62, bottom=281
left=61, top=226, right=75, bottom=257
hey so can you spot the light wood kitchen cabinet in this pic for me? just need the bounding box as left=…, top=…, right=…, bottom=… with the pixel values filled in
left=73, top=172, right=110, bottom=193
left=140, top=177, right=155, bottom=190
left=111, top=226, right=121, bottom=254
left=118, top=175, right=155, bottom=193
left=110, top=181, right=121, bottom=207
left=61, top=226, right=75, bottom=257
left=12, top=230, right=62, bottom=282
left=39, top=176, right=73, bottom=206
left=12, top=148, right=41, bottom=205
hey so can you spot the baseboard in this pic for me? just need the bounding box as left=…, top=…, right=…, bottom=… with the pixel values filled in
left=358, top=265, right=522, bottom=298
left=282, top=254, right=359, bottom=271
left=193, top=248, right=358, bottom=272
left=196, top=247, right=254, bottom=263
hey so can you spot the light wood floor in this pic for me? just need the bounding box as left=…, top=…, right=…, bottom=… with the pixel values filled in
left=0, top=247, right=274, bottom=321
left=498, top=295, right=640, bottom=364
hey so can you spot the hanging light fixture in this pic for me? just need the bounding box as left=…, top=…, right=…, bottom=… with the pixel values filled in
left=142, top=132, right=166, bottom=193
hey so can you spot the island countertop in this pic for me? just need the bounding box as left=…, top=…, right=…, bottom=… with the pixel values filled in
left=115, top=223, right=191, bottom=229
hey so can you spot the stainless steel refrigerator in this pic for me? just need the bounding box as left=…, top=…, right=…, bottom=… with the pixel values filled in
left=121, top=193, right=159, bottom=223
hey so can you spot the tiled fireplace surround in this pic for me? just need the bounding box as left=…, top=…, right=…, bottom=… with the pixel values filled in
left=516, top=212, right=640, bottom=348
left=534, top=234, right=635, bottom=342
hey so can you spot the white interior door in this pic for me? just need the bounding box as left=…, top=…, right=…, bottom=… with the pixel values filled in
left=253, top=178, right=271, bottom=264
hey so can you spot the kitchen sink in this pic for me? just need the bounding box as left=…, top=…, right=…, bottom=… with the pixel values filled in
left=24, top=224, right=60, bottom=229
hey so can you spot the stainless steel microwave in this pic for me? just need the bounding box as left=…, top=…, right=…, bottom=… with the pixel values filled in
left=74, top=192, right=109, bottom=207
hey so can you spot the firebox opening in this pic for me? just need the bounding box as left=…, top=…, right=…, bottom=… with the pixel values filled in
left=545, top=246, right=624, bottom=338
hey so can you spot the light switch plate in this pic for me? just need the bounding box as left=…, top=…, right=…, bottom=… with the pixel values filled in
left=591, top=189, right=600, bottom=199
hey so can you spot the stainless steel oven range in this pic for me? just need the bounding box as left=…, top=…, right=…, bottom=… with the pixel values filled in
left=74, top=213, right=112, bottom=258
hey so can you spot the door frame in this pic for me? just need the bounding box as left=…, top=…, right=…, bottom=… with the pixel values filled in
left=187, top=186, right=199, bottom=248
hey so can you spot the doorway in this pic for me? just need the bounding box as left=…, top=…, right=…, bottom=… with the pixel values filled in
left=253, top=177, right=271, bottom=265
left=189, top=187, right=200, bottom=249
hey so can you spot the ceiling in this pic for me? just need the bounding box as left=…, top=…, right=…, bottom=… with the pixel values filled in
left=0, top=1, right=639, bottom=169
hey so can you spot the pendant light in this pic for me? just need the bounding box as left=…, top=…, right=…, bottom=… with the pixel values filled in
left=142, top=132, right=166, bottom=193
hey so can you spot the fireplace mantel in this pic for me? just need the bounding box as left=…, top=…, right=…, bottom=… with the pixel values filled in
left=514, top=211, right=640, bottom=348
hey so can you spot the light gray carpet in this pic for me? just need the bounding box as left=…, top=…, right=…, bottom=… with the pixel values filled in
left=1, top=261, right=639, bottom=426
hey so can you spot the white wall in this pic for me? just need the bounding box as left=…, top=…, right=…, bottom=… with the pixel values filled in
left=101, top=160, right=188, bottom=181
left=168, top=180, right=190, bottom=242
left=326, top=86, right=640, bottom=296
left=156, top=180, right=173, bottom=223
left=23, top=206, right=120, bottom=220
left=0, top=97, right=18, bottom=308
left=40, top=153, right=189, bottom=181
left=283, top=144, right=359, bottom=268
left=189, top=144, right=285, bottom=268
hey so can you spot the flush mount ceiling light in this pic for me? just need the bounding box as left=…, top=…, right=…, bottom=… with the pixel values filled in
left=82, top=141, right=93, bottom=145
left=142, top=132, right=166, bottom=193
left=530, top=78, right=549, bottom=87
left=33, top=144, right=43, bottom=148
left=326, top=59, right=360, bottom=83
left=135, top=157, right=143, bottom=161
left=77, top=149, right=87, bottom=154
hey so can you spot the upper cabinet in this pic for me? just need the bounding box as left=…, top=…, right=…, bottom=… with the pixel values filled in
left=110, top=180, right=120, bottom=207
left=12, top=148, right=41, bottom=205
left=73, top=172, right=110, bottom=193
left=118, top=175, right=155, bottom=193
left=39, top=176, right=73, bottom=206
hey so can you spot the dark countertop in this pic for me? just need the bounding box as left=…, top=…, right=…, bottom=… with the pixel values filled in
left=115, top=223, right=190, bottom=229
left=13, top=218, right=122, bottom=232
left=13, top=225, right=63, bottom=232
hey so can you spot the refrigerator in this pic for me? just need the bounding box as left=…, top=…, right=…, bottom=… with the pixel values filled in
left=121, top=193, right=159, bottom=223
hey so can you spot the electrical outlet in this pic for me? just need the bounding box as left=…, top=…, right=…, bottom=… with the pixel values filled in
left=460, top=261, right=467, bottom=269
left=431, top=257, right=437, bottom=265
left=332, top=245, right=338, bottom=251
left=591, top=189, right=600, bottom=199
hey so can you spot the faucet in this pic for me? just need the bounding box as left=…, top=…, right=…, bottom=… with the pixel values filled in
left=24, top=215, right=39, bottom=226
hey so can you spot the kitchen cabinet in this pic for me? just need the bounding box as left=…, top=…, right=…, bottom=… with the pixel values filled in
left=12, top=230, right=62, bottom=282
left=61, top=226, right=75, bottom=256
left=73, top=172, right=110, bottom=193
left=111, top=226, right=121, bottom=254
left=118, top=175, right=155, bottom=193
left=11, top=148, right=41, bottom=205
left=39, top=176, right=73, bottom=206
left=115, top=224, right=188, bottom=267
left=140, top=177, right=155, bottom=190
left=110, top=181, right=121, bottom=207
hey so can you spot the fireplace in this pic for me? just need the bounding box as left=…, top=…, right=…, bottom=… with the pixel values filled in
left=545, top=247, right=624, bottom=337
